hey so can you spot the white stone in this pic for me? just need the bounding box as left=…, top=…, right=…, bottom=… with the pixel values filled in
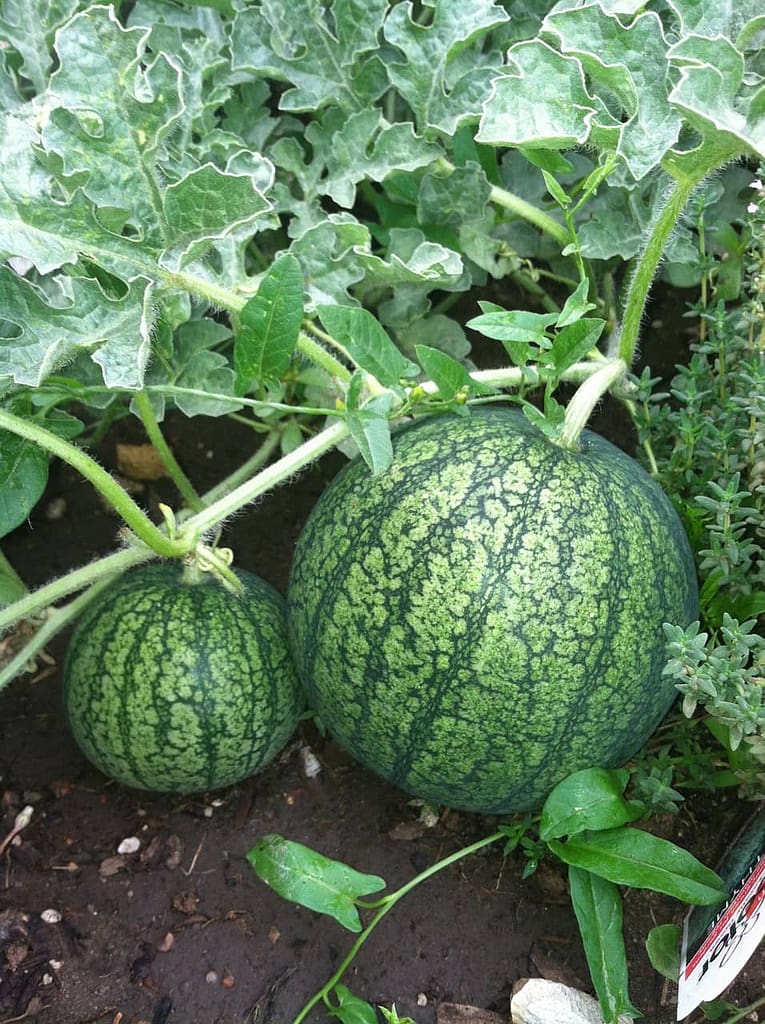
left=511, top=979, right=635, bottom=1024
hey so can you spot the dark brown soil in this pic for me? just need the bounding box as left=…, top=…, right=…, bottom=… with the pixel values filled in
left=1, top=291, right=762, bottom=1024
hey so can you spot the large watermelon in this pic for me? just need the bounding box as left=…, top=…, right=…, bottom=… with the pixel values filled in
left=287, top=407, right=698, bottom=815
left=63, top=563, right=303, bottom=792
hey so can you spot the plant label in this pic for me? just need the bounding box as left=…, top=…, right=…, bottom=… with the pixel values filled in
left=677, top=815, right=765, bottom=1019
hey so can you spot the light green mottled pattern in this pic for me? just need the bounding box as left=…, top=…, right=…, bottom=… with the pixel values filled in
left=63, top=564, right=303, bottom=792
left=287, top=408, right=698, bottom=814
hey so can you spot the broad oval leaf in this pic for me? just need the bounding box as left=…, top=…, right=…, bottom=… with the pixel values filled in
left=0, top=432, right=49, bottom=539
left=247, top=834, right=386, bottom=933
left=568, top=866, right=639, bottom=1023
left=235, top=253, right=304, bottom=390
left=317, top=305, right=418, bottom=386
left=329, top=985, right=379, bottom=1024
left=645, top=923, right=682, bottom=982
left=540, top=768, right=643, bottom=841
left=547, top=828, right=726, bottom=905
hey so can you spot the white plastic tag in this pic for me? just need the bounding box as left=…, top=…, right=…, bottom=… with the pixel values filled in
left=677, top=848, right=765, bottom=1019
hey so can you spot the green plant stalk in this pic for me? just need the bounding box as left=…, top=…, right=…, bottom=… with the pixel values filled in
left=196, top=429, right=282, bottom=508
left=0, top=411, right=190, bottom=559
left=557, top=358, right=628, bottom=450
left=179, top=419, right=350, bottom=539
left=296, top=331, right=352, bottom=382
left=618, top=171, right=707, bottom=367
left=0, top=576, right=115, bottom=692
left=291, top=830, right=506, bottom=1024
left=0, top=547, right=154, bottom=634
left=132, top=391, right=205, bottom=512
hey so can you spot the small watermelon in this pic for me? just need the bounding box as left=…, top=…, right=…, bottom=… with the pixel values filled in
left=287, top=408, right=698, bottom=815
left=63, top=563, right=303, bottom=792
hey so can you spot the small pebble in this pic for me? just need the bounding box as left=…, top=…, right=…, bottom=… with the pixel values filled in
left=117, top=837, right=141, bottom=855
left=40, top=909, right=62, bottom=924
left=205, top=970, right=218, bottom=985
left=417, top=993, right=428, bottom=1007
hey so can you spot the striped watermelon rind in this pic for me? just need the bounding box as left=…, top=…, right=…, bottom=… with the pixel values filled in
left=63, top=563, right=303, bottom=792
left=287, top=407, right=699, bottom=815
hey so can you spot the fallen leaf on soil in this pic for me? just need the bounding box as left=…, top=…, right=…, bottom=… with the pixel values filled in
left=388, top=820, right=427, bottom=841
left=172, top=890, right=199, bottom=915
left=165, top=835, right=183, bottom=870
left=141, top=835, right=163, bottom=866
left=4, top=939, right=29, bottom=971
left=99, top=855, right=128, bottom=877
left=437, top=1003, right=506, bottom=1024
left=116, top=443, right=168, bottom=481
left=268, top=925, right=280, bottom=944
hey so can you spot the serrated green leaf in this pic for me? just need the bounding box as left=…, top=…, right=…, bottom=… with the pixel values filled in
left=0, top=431, right=49, bottom=539
left=329, top=985, right=379, bottom=1024
left=415, top=345, right=492, bottom=401
left=354, top=228, right=466, bottom=293
left=568, top=866, right=638, bottom=1024
left=143, top=319, right=240, bottom=418
left=0, top=550, right=27, bottom=606
left=248, top=834, right=385, bottom=933
left=397, top=314, right=470, bottom=363
left=313, top=109, right=441, bottom=209
left=317, top=306, right=417, bottom=385
left=417, top=163, right=492, bottom=227
left=540, top=768, right=642, bottom=841
left=478, top=40, right=598, bottom=149
left=42, top=6, right=184, bottom=241
left=548, top=828, right=726, bottom=905
left=162, top=165, right=271, bottom=268
left=668, top=35, right=765, bottom=158
left=0, top=0, right=79, bottom=93
left=289, top=216, right=370, bottom=306
left=0, top=268, right=154, bottom=389
left=542, top=169, right=570, bottom=209
left=231, top=0, right=388, bottom=113
left=543, top=5, right=682, bottom=179
left=235, top=254, right=303, bottom=390
left=467, top=308, right=557, bottom=343
left=383, top=0, right=509, bottom=135
left=645, top=923, right=682, bottom=982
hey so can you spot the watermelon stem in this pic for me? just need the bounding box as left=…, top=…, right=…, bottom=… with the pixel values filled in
left=179, top=419, right=351, bottom=540
left=556, top=358, right=628, bottom=450
left=132, top=390, right=205, bottom=512
left=290, top=830, right=506, bottom=1024
left=0, top=548, right=154, bottom=636
left=0, top=410, right=191, bottom=559
left=0, top=575, right=115, bottom=692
